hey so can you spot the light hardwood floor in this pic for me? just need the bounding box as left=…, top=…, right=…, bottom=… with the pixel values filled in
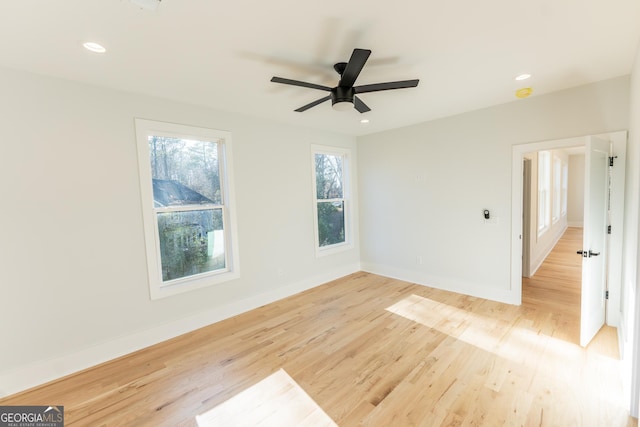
left=522, top=227, right=583, bottom=344
left=1, top=228, right=636, bottom=426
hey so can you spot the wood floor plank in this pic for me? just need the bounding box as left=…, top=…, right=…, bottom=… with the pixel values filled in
left=1, top=228, right=635, bottom=426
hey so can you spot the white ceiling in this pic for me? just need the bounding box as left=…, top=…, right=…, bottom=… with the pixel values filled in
left=1, top=0, right=639, bottom=136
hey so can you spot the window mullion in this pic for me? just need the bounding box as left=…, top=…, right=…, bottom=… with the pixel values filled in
left=155, top=204, right=221, bottom=214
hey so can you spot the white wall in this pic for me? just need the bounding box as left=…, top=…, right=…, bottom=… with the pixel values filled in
left=567, top=154, right=585, bottom=227
left=358, top=76, right=629, bottom=304
left=0, top=67, right=360, bottom=397
left=0, top=66, right=634, bottom=400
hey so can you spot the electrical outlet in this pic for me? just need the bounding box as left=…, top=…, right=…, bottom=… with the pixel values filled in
left=416, top=255, right=423, bottom=265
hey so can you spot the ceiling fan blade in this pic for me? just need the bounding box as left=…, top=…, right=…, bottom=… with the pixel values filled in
left=294, top=95, right=332, bottom=112
left=354, top=96, right=371, bottom=113
left=271, top=77, right=332, bottom=92
left=355, top=79, right=419, bottom=94
left=339, top=48, right=371, bottom=88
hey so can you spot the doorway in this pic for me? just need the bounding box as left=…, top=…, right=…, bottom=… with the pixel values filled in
left=510, top=132, right=627, bottom=334
left=520, top=146, right=585, bottom=344
left=521, top=148, right=576, bottom=280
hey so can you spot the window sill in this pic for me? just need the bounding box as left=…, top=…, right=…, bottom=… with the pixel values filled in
left=315, top=242, right=353, bottom=258
left=149, top=269, right=240, bottom=300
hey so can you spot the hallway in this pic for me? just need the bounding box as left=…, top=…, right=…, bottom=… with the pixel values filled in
left=522, top=227, right=618, bottom=355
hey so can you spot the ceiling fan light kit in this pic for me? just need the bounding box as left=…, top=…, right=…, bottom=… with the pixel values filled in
left=271, top=48, right=419, bottom=113
left=331, top=86, right=356, bottom=110
left=333, top=101, right=354, bottom=111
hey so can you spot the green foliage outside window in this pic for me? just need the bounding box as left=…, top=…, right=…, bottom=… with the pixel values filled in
left=157, top=210, right=225, bottom=281
left=317, top=202, right=345, bottom=246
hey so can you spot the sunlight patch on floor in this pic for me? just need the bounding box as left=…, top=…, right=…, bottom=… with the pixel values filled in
left=386, top=294, right=626, bottom=410
left=386, top=294, right=621, bottom=376
left=196, top=368, right=337, bottom=427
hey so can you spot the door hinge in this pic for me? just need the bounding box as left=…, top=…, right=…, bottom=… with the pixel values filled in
left=605, top=290, right=609, bottom=300
left=607, top=225, right=612, bottom=234
left=609, top=156, right=617, bottom=167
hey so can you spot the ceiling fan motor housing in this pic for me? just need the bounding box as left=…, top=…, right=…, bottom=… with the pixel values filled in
left=331, top=86, right=355, bottom=106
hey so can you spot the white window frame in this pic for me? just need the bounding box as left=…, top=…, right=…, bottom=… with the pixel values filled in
left=135, top=119, right=240, bottom=300
left=311, top=145, right=353, bottom=257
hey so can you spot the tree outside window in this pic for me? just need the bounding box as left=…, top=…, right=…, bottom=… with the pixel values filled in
left=148, top=136, right=225, bottom=281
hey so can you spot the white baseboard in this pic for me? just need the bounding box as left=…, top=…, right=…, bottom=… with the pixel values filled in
left=567, top=221, right=584, bottom=227
left=360, top=262, right=519, bottom=305
left=618, top=315, right=635, bottom=417
left=0, top=263, right=360, bottom=398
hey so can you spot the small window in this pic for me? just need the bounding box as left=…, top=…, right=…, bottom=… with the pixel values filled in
left=311, top=145, right=352, bottom=256
left=135, top=119, right=239, bottom=299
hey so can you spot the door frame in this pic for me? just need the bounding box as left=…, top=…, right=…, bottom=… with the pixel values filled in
left=510, top=131, right=626, bottom=328
left=522, top=158, right=532, bottom=278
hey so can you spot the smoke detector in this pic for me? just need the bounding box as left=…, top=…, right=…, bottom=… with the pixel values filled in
left=515, top=87, right=533, bottom=99
left=130, top=0, right=161, bottom=11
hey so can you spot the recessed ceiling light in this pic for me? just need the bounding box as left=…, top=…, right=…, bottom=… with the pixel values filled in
left=360, top=119, right=370, bottom=124
left=83, top=42, right=106, bottom=53
left=515, top=73, right=531, bottom=81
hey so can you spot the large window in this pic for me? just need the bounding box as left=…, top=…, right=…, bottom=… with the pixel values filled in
left=135, top=119, right=239, bottom=299
left=311, top=145, right=352, bottom=256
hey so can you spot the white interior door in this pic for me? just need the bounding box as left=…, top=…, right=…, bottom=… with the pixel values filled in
left=580, top=136, right=609, bottom=347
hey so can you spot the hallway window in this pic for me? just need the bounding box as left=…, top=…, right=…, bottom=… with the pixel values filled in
left=552, top=155, right=562, bottom=223
left=538, top=151, right=551, bottom=235
left=561, top=160, right=568, bottom=217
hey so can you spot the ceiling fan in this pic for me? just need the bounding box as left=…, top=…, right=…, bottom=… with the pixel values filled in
left=270, top=48, right=419, bottom=113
